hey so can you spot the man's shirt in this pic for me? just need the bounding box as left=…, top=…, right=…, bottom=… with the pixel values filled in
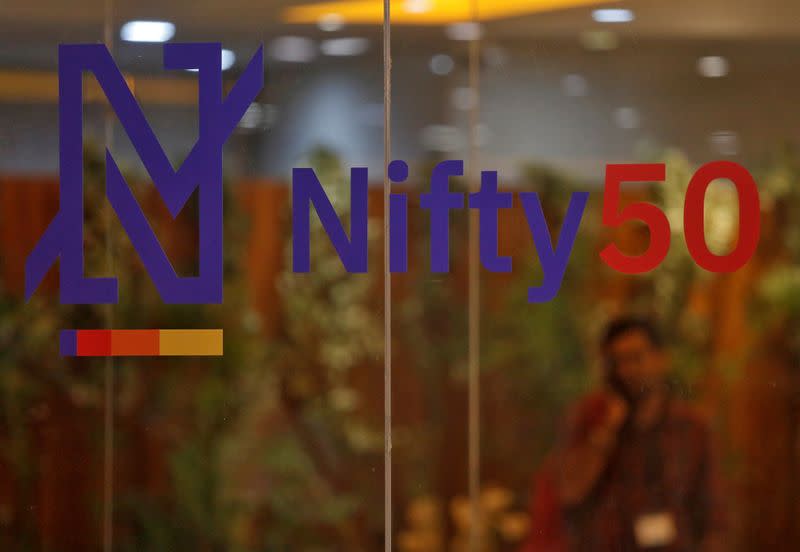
left=557, top=396, right=725, bottom=552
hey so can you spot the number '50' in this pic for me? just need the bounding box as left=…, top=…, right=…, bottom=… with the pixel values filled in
left=600, top=161, right=761, bottom=274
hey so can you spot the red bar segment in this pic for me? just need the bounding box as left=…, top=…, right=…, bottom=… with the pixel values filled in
left=76, top=330, right=112, bottom=357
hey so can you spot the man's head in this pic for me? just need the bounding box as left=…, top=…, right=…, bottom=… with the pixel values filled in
left=601, top=316, right=668, bottom=399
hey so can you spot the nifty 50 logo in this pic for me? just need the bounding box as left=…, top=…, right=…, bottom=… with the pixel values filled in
left=25, top=43, right=762, bottom=330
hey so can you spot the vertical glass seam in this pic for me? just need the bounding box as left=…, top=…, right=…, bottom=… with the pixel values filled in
left=383, top=0, right=393, bottom=550
left=102, top=1, right=116, bottom=551
left=467, top=0, right=482, bottom=549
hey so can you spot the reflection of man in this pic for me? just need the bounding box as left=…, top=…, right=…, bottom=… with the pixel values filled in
left=523, top=317, right=725, bottom=552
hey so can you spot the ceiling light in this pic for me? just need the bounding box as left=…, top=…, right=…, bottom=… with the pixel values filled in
left=474, top=123, right=491, bottom=147
left=710, top=131, right=739, bottom=156
left=404, top=0, right=433, bottom=13
left=239, top=104, right=264, bottom=130
left=697, top=56, right=729, bottom=78
left=430, top=54, right=454, bottom=76
left=451, top=87, right=478, bottom=111
left=592, top=8, right=634, bottom=23
left=268, top=36, right=317, bottom=63
left=320, top=37, right=370, bottom=56
left=445, top=22, right=483, bottom=41
left=238, top=103, right=279, bottom=131
left=421, top=124, right=465, bottom=153
left=185, top=49, right=237, bottom=72
left=318, top=13, right=346, bottom=31
left=614, top=107, right=640, bottom=130
left=221, top=49, right=236, bottom=71
left=120, top=20, right=176, bottom=43
left=580, top=30, right=619, bottom=51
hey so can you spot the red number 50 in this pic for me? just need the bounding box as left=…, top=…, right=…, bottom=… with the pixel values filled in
left=684, top=161, right=760, bottom=272
left=600, top=161, right=760, bottom=274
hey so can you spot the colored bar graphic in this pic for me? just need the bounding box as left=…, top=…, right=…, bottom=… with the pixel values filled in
left=60, top=329, right=223, bottom=357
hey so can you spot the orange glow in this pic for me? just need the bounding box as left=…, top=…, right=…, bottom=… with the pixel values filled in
left=284, top=0, right=611, bottom=25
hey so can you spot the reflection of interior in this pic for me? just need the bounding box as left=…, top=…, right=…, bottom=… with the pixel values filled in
left=2, top=1, right=800, bottom=551
left=1, top=0, right=799, bottom=178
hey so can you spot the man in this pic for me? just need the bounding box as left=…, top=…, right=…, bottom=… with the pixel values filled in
left=523, top=317, right=725, bottom=552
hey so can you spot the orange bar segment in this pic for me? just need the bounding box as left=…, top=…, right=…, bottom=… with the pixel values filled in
left=111, top=330, right=160, bottom=356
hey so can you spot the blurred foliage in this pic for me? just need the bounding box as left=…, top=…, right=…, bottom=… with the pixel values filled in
left=752, top=144, right=800, bottom=356
left=222, top=146, right=384, bottom=551
left=0, top=146, right=267, bottom=551
left=481, top=165, right=596, bottom=477
left=6, top=142, right=800, bottom=552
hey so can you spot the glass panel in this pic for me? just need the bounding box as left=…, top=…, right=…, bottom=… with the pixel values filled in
left=0, top=1, right=387, bottom=550
left=479, top=2, right=800, bottom=552
left=387, top=7, right=483, bottom=552
left=0, top=3, right=110, bottom=550
left=4, top=1, right=800, bottom=550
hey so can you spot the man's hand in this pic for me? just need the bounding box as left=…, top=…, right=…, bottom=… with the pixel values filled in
left=586, top=393, right=628, bottom=449
left=555, top=392, right=628, bottom=507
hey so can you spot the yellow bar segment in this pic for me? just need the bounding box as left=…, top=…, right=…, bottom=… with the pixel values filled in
left=158, top=329, right=224, bottom=356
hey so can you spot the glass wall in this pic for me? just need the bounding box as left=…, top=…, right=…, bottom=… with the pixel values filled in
left=1, top=1, right=799, bottom=551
